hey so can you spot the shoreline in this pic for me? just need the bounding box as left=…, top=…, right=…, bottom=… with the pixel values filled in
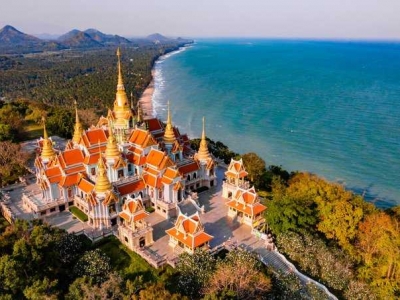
left=139, top=70, right=155, bottom=119
left=139, top=43, right=193, bottom=119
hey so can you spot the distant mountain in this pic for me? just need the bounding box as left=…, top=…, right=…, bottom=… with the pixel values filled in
left=33, top=33, right=61, bottom=40
left=0, top=25, right=193, bottom=54
left=0, top=25, right=41, bottom=44
left=0, top=25, right=66, bottom=54
left=84, top=29, right=131, bottom=45
left=146, top=33, right=172, bottom=43
left=58, top=30, right=103, bottom=48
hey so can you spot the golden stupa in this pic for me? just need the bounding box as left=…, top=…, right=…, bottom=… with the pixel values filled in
left=197, top=117, right=211, bottom=161
left=94, top=154, right=112, bottom=193
left=72, top=100, right=83, bottom=144
left=113, top=47, right=131, bottom=126
left=41, top=117, right=56, bottom=160
left=164, top=101, right=176, bottom=144
left=105, top=122, right=120, bottom=159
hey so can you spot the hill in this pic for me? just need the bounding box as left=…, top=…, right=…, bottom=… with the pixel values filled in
left=84, top=28, right=131, bottom=45
left=57, top=29, right=103, bottom=48
left=146, top=33, right=172, bottom=43
left=0, top=25, right=40, bottom=44
left=0, top=25, right=66, bottom=54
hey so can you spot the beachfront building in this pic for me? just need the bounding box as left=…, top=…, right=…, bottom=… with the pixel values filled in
left=25, top=48, right=216, bottom=230
left=222, top=158, right=250, bottom=199
left=226, top=187, right=266, bottom=228
left=118, top=195, right=153, bottom=250
left=166, top=211, right=213, bottom=254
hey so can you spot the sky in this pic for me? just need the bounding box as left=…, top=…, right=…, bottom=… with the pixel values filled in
left=1, top=0, right=400, bottom=39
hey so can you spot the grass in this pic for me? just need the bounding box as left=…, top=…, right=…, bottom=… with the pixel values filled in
left=21, top=122, right=43, bottom=140
left=145, top=206, right=155, bottom=213
left=96, top=236, right=178, bottom=285
left=69, top=206, right=88, bottom=222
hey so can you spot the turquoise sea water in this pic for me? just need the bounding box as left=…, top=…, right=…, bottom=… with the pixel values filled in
left=152, top=39, right=400, bottom=208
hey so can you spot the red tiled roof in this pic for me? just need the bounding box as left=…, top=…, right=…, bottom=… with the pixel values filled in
left=146, top=118, right=163, bottom=132
left=86, top=128, right=108, bottom=145
left=116, top=180, right=145, bottom=196
left=45, top=166, right=61, bottom=178
left=59, top=174, right=80, bottom=187
left=226, top=200, right=266, bottom=216
left=133, top=211, right=148, bottom=222
left=84, top=153, right=100, bottom=165
left=78, top=178, right=94, bottom=193
left=178, top=161, right=199, bottom=175
left=61, top=148, right=85, bottom=166
left=65, top=165, right=86, bottom=175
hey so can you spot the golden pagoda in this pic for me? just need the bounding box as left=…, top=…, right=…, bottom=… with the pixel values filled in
left=72, top=100, right=83, bottom=144
left=94, top=154, right=112, bottom=193
left=41, top=117, right=56, bottom=161
left=197, top=117, right=211, bottom=161
left=105, top=122, right=120, bottom=159
left=164, top=101, right=176, bottom=144
left=113, top=47, right=132, bottom=126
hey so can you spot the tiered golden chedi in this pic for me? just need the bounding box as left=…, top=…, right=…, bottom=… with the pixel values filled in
left=105, top=125, right=121, bottom=159
left=72, top=101, right=83, bottom=144
left=41, top=118, right=56, bottom=160
left=113, top=47, right=132, bottom=127
left=197, top=117, right=211, bottom=161
left=94, top=155, right=112, bottom=193
left=164, top=101, right=176, bottom=144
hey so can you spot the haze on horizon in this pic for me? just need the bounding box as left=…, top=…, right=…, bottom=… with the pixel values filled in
left=1, top=0, right=399, bottom=40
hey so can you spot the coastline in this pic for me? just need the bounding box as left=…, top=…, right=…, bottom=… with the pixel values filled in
left=139, top=43, right=193, bottom=119
left=139, top=70, right=155, bottom=119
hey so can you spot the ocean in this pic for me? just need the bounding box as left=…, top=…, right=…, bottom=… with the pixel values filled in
left=151, top=39, right=400, bottom=208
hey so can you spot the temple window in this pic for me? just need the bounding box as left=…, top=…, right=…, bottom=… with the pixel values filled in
left=158, top=190, right=162, bottom=199
left=109, top=204, right=116, bottom=214
left=193, top=172, right=197, bottom=179
left=187, top=174, right=191, bottom=181
left=118, top=169, right=124, bottom=178
left=128, top=164, right=132, bottom=172
left=91, top=167, right=96, bottom=175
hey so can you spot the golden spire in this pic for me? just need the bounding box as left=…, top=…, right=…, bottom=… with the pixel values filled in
left=41, top=117, right=56, bottom=160
left=72, top=100, right=83, bottom=144
left=197, top=117, right=211, bottom=161
left=164, top=101, right=176, bottom=144
left=137, top=101, right=143, bottom=123
left=94, top=153, right=112, bottom=193
left=105, top=122, right=120, bottom=159
left=113, top=47, right=131, bottom=123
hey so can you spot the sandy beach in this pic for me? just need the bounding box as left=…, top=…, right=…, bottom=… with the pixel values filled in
left=139, top=71, right=155, bottom=119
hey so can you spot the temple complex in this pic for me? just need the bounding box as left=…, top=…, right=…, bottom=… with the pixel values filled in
left=3, top=48, right=268, bottom=257
left=27, top=48, right=216, bottom=237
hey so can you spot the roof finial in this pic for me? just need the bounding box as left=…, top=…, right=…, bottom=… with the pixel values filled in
left=164, top=101, right=176, bottom=144
left=117, top=47, right=123, bottom=88
left=72, top=100, right=83, bottom=144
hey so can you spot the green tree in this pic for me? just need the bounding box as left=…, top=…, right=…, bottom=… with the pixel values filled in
left=204, top=249, right=271, bottom=299
left=134, top=282, right=187, bottom=300
left=0, top=141, right=29, bottom=186
left=46, top=107, right=74, bottom=138
left=23, top=277, right=58, bottom=300
left=176, top=249, right=216, bottom=298
left=74, top=249, right=111, bottom=285
left=241, top=152, right=266, bottom=185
